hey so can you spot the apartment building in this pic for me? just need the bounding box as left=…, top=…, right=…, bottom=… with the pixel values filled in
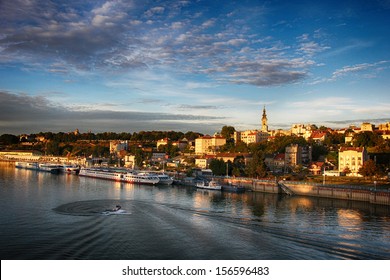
left=285, top=144, right=312, bottom=167
left=234, top=130, right=269, bottom=145
left=338, top=147, right=368, bottom=176
left=195, top=135, right=226, bottom=155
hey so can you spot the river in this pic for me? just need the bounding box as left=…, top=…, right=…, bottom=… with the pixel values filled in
left=0, top=162, right=389, bottom=260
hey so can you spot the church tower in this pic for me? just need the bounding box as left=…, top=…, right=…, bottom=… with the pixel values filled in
left=261, top=106, right=268, bottom=132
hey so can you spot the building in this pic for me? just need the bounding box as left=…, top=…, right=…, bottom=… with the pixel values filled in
left=156, top=138, right=169, bottom=149
left=110, top=140, right=128, bottom=154
left=309, top=131, right=328, bottom=143
left=291, top=124, right=313, bottom=139
left=195, top=157, right=213, bottom=169
left=308, top=162, right=325, bottom=175
left=234, top=106, right=269, bottom=144
left=285, top=144, right=312, bottom=167
left=124, top=155, right=136, bottom=168
left=151, top=152, right=168, bottom=163
left=172, top=138, right=189, bottom=151
left=234, top=130, right=269, bottom=145
left=195, top=135, right=226, bottom=155
left=265, top=153, right=285, bottom=173
left=361, top=122, right=374, bottom=132
left=0, top=150, right=42, bottom=161
left=338, top=147, right=368, bottom=176
left=215, top=153, right=252, bottom=164
left=344, top=130, right=355, bottom=144
left=378, top=122, right=390, bottom=131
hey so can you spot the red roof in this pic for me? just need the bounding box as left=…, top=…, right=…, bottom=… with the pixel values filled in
left=339, top=147, right=364, bottom=152
left=274, top=153, right=285, bottom=160
left=310, top=161, right=325, bottom=168
left=310, top=131, right=327, bottom=139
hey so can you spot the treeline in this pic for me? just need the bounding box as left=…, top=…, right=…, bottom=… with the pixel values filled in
left=0, top=130, right=203, bottom=145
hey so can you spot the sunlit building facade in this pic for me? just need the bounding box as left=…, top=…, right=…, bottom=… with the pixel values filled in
left=338, top=147, right=368, bottom=176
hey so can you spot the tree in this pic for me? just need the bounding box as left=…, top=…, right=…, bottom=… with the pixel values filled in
left=209, top=159, right=227, bottom=176
left=0, top=134, right=19, bottom=145
left=158, top=143, right=179, bottom=158
left=221, top=126, right=235, bottom=140
left=343, top=166, right=351, bottom=176
left=358, top=159, right=379, bottom=178
left=245, top=151, right=267, bottom=178
left=353, top=131, right=382, bottom=147
left=45, top=141, right=61, bottom=156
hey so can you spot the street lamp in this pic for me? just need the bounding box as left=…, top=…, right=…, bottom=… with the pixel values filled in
left=323, top=165, right=327, bottom=185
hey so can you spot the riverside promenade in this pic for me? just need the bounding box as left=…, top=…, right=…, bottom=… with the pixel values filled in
left=222, top=177, right=390, bottom=206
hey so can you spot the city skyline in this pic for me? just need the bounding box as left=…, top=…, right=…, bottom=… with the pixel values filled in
left=1, top=0, right=390, bottom=135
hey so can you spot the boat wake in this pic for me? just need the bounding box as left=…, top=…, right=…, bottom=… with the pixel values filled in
left=53, top=200, right=132, bottom=216
left=101, top=209, right=129, bottom=216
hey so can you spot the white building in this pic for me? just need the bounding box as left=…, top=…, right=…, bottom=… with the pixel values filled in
left=291, top=124, right=313, bottom=139
left=338, top=147, right=368, bottom=176
left=234, top=130, right=269, bottom=145
left=195, top=135, right=226, bottom=155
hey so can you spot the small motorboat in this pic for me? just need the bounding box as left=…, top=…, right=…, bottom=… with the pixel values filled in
left=102, top=205, right=126, bottom=215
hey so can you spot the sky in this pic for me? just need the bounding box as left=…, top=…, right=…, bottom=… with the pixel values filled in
left=0, top=0, right=389, bottom=135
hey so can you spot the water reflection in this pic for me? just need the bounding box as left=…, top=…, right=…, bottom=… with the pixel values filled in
left=1, top=162, right=390, bottom=260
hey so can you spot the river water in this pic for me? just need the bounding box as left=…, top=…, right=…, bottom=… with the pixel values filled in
left=0, top=162, right=389, bottom=260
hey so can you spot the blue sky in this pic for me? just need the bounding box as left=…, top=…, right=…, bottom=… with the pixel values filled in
left=0, top=0, right=389, bottom=134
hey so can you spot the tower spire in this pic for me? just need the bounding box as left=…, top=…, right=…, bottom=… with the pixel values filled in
left=261, top=105, right=268, bottom=132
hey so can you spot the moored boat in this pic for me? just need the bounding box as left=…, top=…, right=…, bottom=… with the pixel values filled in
left=157, top=173, right=174, bottom=185
left=79, top=167, right=124, bottom=181
left=196, top=180, right=222, bottom=191
left=221, top=183, right=246, bottom=193
left=148, top=172, right=173, bottom=185
left=38, top=163, right=61, bottom=174
left=122, top=172, right=160, bottom=185
left=79, top=168, right=160, bottom=185
left=15, top=161, right=39, bottom=170
left=59, top=164, right=80, bottom=174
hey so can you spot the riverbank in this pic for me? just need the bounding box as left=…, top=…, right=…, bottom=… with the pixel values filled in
left=219, top=177, right=390, bottom=206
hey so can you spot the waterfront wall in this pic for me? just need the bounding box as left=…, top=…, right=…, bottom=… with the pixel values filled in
left=220, top=177, right=390, bottom=206
left=283, top=181, right=390, bottom=206
left=222, top=178, right=280, bottom=194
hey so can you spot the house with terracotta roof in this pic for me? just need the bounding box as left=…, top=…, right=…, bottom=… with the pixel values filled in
left=309, top=131, right=328, bottom=143
left=308, top=161, right=325, bottom=175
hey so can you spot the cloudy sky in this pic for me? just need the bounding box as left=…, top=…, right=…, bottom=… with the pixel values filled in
left=1, top=0, right=389, bottom=135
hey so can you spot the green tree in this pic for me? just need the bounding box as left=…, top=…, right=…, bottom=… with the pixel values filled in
left=353, top=132, right=382, bottom=147
left=158, top=143, right=180, bottom=158
left=209, top=159, right=227, bottom=176
left=221, top=126, right=235, bottom=140
left=358, top=159, right=379, bottom=178
left=0, top=134, right=19, bottom=145
left=245, top=151, right=267, bottom=178
left=45, top=141, right=61, bottom=156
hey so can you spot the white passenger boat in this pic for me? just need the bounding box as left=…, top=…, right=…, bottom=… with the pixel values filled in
left=145, top=172, right=174, bottom=185
left=196, top=180, right=222, bottom=191
left=59, top=164, right=80, bottom=174
left=79, top=168, right=160, bottom=185
left=79, top=168, right=124, bottom=181
left=15, top=161, right=39, bottom=170
left=38, top=163, right=61, bottom=174
left=156, top=173, right=174, bottom=185
left=122, top=172, right=160, bottom=185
